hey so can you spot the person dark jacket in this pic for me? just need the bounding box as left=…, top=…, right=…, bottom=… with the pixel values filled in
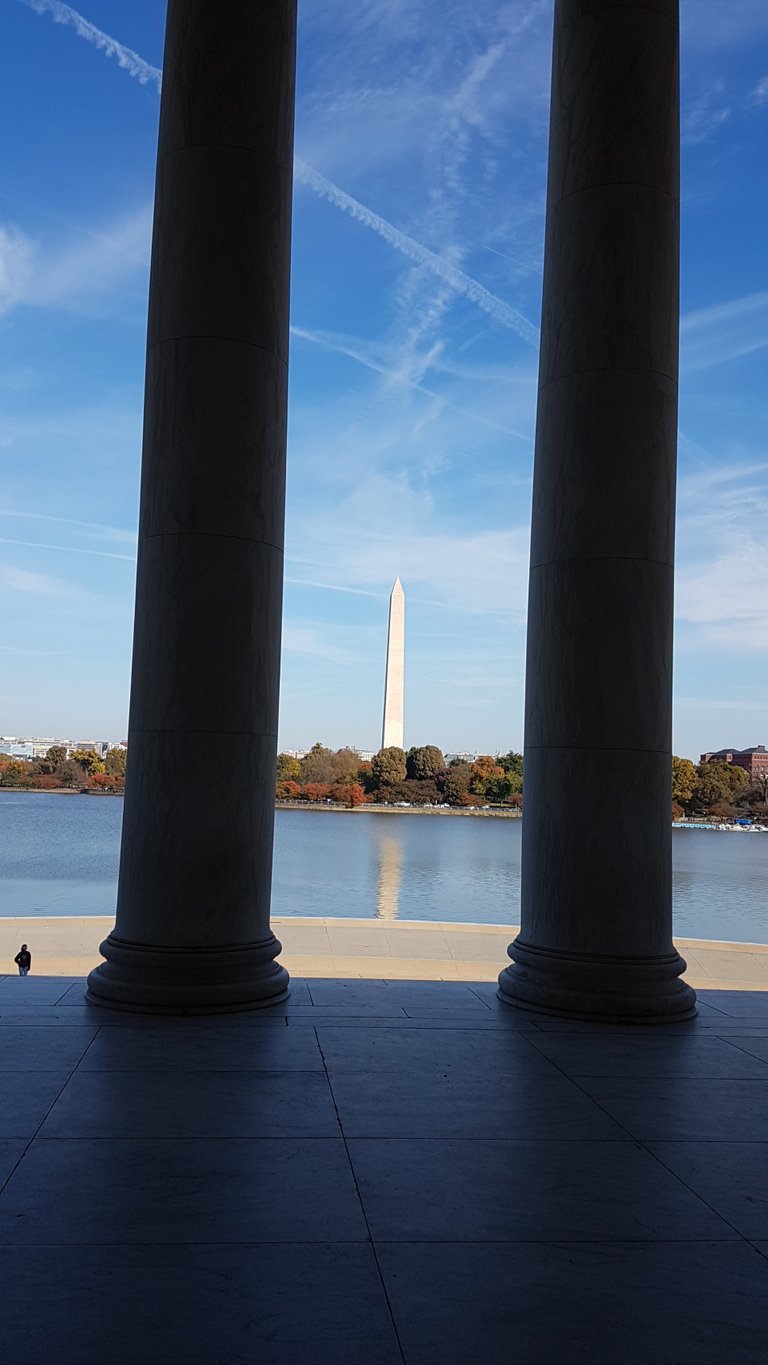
left=14, top=946, right=31, bottom=974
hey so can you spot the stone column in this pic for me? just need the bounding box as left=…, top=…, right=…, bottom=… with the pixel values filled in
left=499, top=0, right=695, bottom=1021
left=87, top=0, right=296, bottom=1012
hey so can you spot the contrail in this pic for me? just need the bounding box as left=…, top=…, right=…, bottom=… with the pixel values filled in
left=291, top=324, right=531, bottom=439
left=294, top=161, right=539, bottom=349
left=20, top=0, right=162, bottom=91
left=0, top=509, right=136, bottom=542
left=22, top=2, right=537, bottom=350
left=0, top=536, right=135, bottom=561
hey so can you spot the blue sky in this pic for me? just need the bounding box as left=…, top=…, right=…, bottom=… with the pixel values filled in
left=1, top=0, right=767, bottom=759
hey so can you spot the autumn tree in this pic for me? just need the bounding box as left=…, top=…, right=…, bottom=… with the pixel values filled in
left=440, top=763, right=472, bottom=806
left=276, top=780, right=302, bottom=801
left=329, top=748, right=362, bottom=785
left=71, top=749, right=105, bottom=776
left=297, top=744, right=357, bottom=785
left=56, top=759, right=84, bottom=789
left=298, top=743, right=333, bottom=784
left=469, top=756, right=505, bottom=798
left=371, top=747, right=407, bottom=788
left=276, top=753, right=301, bottom=782
left=671, top=756, right=697, bottom=809
left=406, top=745, right=445, bottom=781
left=330, top=782, right=365, bottom=808
left=0, top=761, right=34, bottom=788
left=401, top=778, right=440, bottom=805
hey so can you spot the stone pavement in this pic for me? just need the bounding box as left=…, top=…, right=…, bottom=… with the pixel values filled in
left=1, top=974, right=768, bottom=1362
left=2, top=915, right=768, bottom=990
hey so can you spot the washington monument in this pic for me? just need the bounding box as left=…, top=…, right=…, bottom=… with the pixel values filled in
left=381, top=577, right=405, bottom=750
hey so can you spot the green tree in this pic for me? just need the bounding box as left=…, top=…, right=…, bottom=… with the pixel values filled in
left=497, top=751, right=524, bottom=792
left=691, top=762, right=749, bottom=814
left=671, top=756, right=697, bottom=808
left=276, top=752, right=301, bottom=782
left=406, top=745, right=445, bottom=781
left=104, top=748, right=127, bottom=778
left=45, top=745, right=67, bottom=770
left=371, top=747, right=407, bottom=788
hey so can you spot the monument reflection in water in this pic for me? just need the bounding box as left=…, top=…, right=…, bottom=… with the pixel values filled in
left=376, top=835, right=403, bottom=921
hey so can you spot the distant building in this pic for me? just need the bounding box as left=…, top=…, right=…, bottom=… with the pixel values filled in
left=76, top=740, right=110, bottom=758
left=445, top=752, right=479, bottom=765
left=700, top=746, right=768, bottom=781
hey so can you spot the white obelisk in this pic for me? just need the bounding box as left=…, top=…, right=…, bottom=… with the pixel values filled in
left=381, top=577, right=405, bottom=750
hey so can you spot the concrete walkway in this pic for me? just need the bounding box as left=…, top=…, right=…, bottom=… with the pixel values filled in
left=1, top=916, right=768, bottom=991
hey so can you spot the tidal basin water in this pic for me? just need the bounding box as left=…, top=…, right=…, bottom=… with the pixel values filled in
left=1, top=793, right=768, bottom=942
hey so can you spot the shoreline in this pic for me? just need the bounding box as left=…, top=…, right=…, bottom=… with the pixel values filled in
left=1, top=792, right=765, bottom=830
left=275, top=800, right=521, bottom=818
left=1, top=914, right=766, bottom=987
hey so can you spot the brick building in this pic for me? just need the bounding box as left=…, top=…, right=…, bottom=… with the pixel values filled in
left=700, top=745, right=768, bottom=780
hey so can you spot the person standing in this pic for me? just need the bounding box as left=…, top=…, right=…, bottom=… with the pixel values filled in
left=14, top=944, right=31, bottom=976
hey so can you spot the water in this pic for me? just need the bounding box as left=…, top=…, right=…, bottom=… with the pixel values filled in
left=1, top=792, right=768, bottom=942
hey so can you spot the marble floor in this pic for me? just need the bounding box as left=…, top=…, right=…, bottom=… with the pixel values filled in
left=1, top=975, right=768, bottom=1363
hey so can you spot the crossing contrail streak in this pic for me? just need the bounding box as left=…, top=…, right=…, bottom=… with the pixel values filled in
left=22, top=2, right=538, bottom=350
left=20, top=0, right=162, bottom=91
left=294, top=160, right=539, bottom=349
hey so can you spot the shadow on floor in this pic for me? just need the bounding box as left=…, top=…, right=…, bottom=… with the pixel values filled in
left=0, top=976, right=767, bottom=1363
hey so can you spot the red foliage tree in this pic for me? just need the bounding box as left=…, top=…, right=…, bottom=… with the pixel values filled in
left=330, top=782, right=365, bottom=808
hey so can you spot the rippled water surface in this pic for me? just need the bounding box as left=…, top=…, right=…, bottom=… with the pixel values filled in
left=1, top=793, right=767, bottom=941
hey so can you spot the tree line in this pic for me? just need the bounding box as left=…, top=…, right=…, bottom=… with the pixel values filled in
left=276, top=743, right=524, bottom=809
left=0, top=746, right=127, bottom=792
left=671, top=756, right=768, bottom=821
left=277, top=745, right=768, bottom=819
left=2, top=743, right=764, bottom=820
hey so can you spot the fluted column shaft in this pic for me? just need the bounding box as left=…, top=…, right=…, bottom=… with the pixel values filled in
left=499, top=0, right=695, bottom=1021
left=88, top=0, right=296, bottom=1011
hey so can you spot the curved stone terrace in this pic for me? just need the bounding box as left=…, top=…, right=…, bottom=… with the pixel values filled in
left=2, top=915, right=768, bottom=991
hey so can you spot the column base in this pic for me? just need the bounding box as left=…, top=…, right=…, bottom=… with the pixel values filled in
left=498, top=937, right=696, bottom=1024
left=86, top=933, right=290, bottom=1014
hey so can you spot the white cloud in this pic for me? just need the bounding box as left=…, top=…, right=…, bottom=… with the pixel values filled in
left=750, top=76, right=768, bottom=107
left=682, top=82, right=731, bottom=145
left=0, top=226, right=35, bottom=316
left=681, top=292, right=768, bottom=372
left=0, top=559, right=99, bottom=605
left=0, top=205, right=151, bottom=320
left=675, top=462, right=768, bottom=650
